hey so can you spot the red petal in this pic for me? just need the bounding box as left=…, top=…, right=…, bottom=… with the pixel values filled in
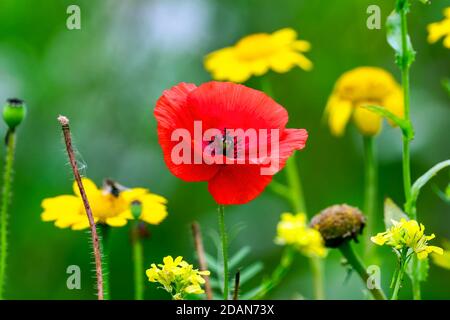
left=207, top=165, right=273, bottom=205
left=278, top=128, right=308, bottom=166
left=187, top=81, right=288, bottom=131
left=154, top=82, right=219, bottom=181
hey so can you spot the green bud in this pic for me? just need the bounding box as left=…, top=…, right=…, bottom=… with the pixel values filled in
left=130, top=200, right=142, bottom=219
left=3, top=98, right=26, bottom=130
left=310, top=204, right=366, bottom=248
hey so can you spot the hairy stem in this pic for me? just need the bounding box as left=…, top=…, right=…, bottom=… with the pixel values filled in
left=58, top=115, right=104, bottom=300
left=339, top=241, right=387, bottom=300
left=99, top=224, right=110, bottom=300
left=218, top=204, right=229, bottom=300
left=0, top=130, right=16, bottom=299
left=191, top=222, right=213, bottom=300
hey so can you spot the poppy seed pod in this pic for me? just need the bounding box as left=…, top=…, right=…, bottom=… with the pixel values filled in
left=3, top=98, right=26, bottom=131
left=310, top=204, right=366, bottom=248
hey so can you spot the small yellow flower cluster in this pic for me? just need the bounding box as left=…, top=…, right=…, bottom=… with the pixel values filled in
left=275, top=213, right=327, bottom=258
left=371, top=219, right=444, bottom=260
left=205, top=28, right=312, bottom=83
left=325, top=67, right=403, bottom=137
left=41, top=178, right=168, bottom=229
left=146, top=256, right=210, bottom=300
left=428, top=7, right=450, bottom=49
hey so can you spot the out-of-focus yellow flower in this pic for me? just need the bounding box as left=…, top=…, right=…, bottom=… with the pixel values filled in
left=41, top=178, right=168, bottom=230
left=371, top=218, right=443, bottom=260
left=325, top=67, right=404, bottom=136
left=146, top=256, right=210, bottom=300
left=204, top=28, right=312, bottom=83
left=427, top=7, right=450, bottom=49
left=275, top=213, right=327, bottom=258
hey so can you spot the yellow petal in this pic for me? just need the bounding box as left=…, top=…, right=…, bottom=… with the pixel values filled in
left=138, top=194, right=169, bottom=225
left=271, top=28, right=297, bottom=46
left=105, top=216, right=128, bottom=227
left=383, top=86, right=404, bottom=127
left=325, top=97, right=353, bottom=137
left=353, top=105, right=382, bottom=136
left=70, top=218, right=92, bottom=230
left=72, top=178, right=100, bottom=199
left=292, top=40, right=311, bottom=52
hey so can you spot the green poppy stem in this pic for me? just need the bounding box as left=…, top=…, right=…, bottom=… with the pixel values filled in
left=0, top=130, right=16, bottom=300
left=363, top=136, right=377, bottom=260
left=218, top=204, right=229, bottom=300
left=339, top=241, right=387, bottom=300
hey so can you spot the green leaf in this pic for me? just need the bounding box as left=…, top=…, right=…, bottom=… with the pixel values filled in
left=240, top=284, right=265, bottom=300
left=386, top=9, right=415, bottom=68
left=229, top=246, right=251, bottom=270
left=442, top=79, right=450, bottom=98
left=239, top=261, right=264, bottom=285
left=406, top=257, right=429, bottom=283
left=384, top=198, right=409, bottom=229
left=362, top=105, right=413, bottom=140
left=406, top=160, right=450, bottom=216
left=204, top=252, right=220, bottom=274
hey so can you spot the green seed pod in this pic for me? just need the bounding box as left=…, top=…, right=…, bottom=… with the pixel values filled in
left=310, top=204, right=366, bottom=248
left=3, top=98, right=26, bottom=131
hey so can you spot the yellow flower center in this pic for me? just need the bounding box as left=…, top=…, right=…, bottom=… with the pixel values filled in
left=89, top=192, right=128, bottom=220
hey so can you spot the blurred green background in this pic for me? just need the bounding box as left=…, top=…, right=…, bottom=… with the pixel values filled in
left=0, top=0, right=448, bottom=299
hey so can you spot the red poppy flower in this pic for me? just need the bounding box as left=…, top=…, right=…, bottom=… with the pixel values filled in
left=154, top=81, right=308, bottom=205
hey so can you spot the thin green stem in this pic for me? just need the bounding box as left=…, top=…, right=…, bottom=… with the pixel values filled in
left=339, top=241, right=387, bottom=300
left=363, top=136, right=377, bottom=259
left=218, top=204, right=229, bottom=300
left=310, top=257, right=325, bottom=300
left=254, top=246, right=295, bottom=299
left=398, top=0, right=420, bottom=299
left=131, top=222, right=144, bottom=300
left=285, top=155, right=307, bottom=213
left=0, top=130, right=16, bottom=300
left=391, top=250, right=409, bottom=300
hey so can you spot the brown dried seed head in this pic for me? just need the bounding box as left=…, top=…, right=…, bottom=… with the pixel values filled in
left=310, top=204, right=366, bottom=248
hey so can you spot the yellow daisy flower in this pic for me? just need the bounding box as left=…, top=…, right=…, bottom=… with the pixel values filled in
left=371, top=218, right=444, bottom=260
left=41, top=178, right=168, bottom=230
left=427, top=7, right=450, bottom=49
left=146, top=255, right=210, bottom=300
left=325, top=67, right=404, bottom=136
left=204, top=28, right=312, bottom=83
left=275, top=212, right=327, bottom=258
